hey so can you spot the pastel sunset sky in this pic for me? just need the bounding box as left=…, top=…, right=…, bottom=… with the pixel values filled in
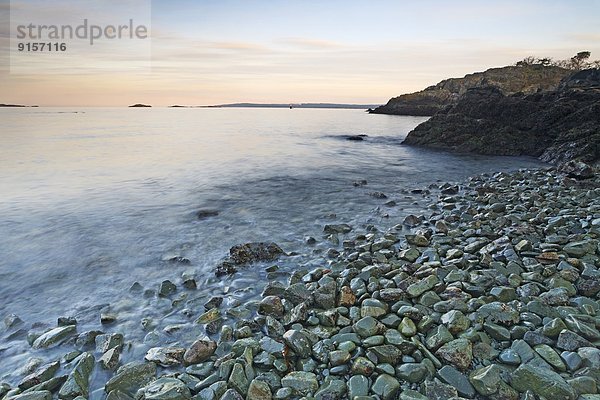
left=1, top=0, right=599, bottom=106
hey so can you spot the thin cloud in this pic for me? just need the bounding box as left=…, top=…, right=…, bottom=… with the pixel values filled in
left=280, top=37, right=345, bottom=50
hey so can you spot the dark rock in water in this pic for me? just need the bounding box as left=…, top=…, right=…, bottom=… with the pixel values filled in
left=369, top=191, right=388, bottom=199
left=196, top=209, right=219, bottom=220
left=353, top=179, right=368, bottom=187
left=559, top=160, right=594, bottom=179
left=402, top=69, right=600, bottom=165
left=346, top=134, right=368, bottom=141
left=229, top=242, right=284, bottom=264
left=215, top=242, right=284, bottom=276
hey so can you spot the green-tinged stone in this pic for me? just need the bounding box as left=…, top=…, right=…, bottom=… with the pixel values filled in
left=314, top=379, right=346, bottom=400
left=371, top=374, right=400, bottom=400
left=441, top=310, right=470, bottom=335
left=347, top=375, right=369, bottom=399
left=353, top=316, right=383, bottom=338
left=58, top=352, right=94, bottom=399
left=144, top=377, right=191, bottom=400
left=19, top=362, right=60, bottom=390
left=32, top=326, right=77, bottom=349
left=399, top=317, right=417, bottom=336
left=9, top=391, right=52, bottom=400
left=407, top=275, right=439, bottom=298
left=396, top=363, right=428, bottom=383
left=195, top=309, right=221, bottom=324
left=435, top=338, right=472, bottom=370
left=280, top=372, right=318, bottom=396
left=229, top=363, right=249, bottom=396
left=104, top=362, right=157, bottom=395
left=399, top=389, right=429, bottom=400
left=437, top=365, right=475, bottom=398
left=534, top=344, right=566, bottom=371
left=510, top=363, right=575, bottom=400
left=247, top=379, right=272, bottom=400
left=469, top=364, right=502, bottom=396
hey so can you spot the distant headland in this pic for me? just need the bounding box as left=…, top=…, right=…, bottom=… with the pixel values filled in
left=128, top=104, right=152, bottom=108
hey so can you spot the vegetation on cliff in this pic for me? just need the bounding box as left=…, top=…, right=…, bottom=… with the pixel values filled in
left=372, top=52, right=599, bottom=117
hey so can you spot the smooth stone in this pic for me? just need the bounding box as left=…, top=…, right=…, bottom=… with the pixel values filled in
left=437, top=365, right=475, bottom=398
left=371, top=374, right=400, bottom=400
left=347, top=375, right=369, bottom=398
left=32, top=326, right=77, bottom=349
left=396, top=363, right=428, bottom=383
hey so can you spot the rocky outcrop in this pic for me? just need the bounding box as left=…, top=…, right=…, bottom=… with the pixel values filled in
left=402, top=69, right=600, bottom=165
left=372, top=65, right=570, bottom=116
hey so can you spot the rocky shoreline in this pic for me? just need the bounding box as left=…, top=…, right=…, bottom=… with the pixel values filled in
left=2, top=165, right=600, bottom=400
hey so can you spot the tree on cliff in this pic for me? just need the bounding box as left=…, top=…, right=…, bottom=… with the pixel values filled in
left=516, top=51, right=598, bottom=70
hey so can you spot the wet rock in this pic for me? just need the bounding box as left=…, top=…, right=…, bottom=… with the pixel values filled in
left=100, top=347, right=121, bottom=370
left=353, top=316, right=384, bottom=338
left=470, top=364, right=502, bottom=396
left=510, top=363, right=575, bottom=400
left=157, top=280, right=176, bottom=298
left=96, top=333, right=124, bottom=353
left=396, top=363, right=428, bottom=383
left=197, top=209, right=219, bottom=219
left=323, top=224, right=352, bottom=234
left=58, top=352, right=94, bottom=399
left=406, top=234, right=430, bottom=247
left=259, top=296, right=284, bottom=317
left=556, top=329, right=593, bottom=351
left=144, top=347, right=185, bottom=367
left=559, top=160, right=594, bottom=180
left=18, top=362, right=60, bottom=390
left=313, top=281, right=337, bottom=309
left=435, top=338, right=473, bottom=370
left=283, top=330, right=311, bottom=358
left=371, top=374, right=400, bottom=400
left=437, top=365, right=475, bottom=398
left=32, top=326, right=77, bottom=349
left=143, top=377, right=191, bottom=400
left=280, top=372, right=318, bottom=396
left=9, top=392, right=52, bottom=400
left=247, top=379, right=272, bottom=400
left=406, top=275, right=439, bottom=297
left=184, top=339, right=217, bottom=365
left=229, top=363, right=249, bottom=396
left=104, top=362, right=157, bottom=396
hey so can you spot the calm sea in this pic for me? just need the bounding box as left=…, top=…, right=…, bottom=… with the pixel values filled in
left=0, top=107, right=545, bottom=385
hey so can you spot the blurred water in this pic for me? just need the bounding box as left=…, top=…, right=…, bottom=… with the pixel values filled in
left=0, top=107, right=546, bottom=385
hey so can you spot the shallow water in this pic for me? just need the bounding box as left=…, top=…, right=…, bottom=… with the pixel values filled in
left=0, top=107, right=546, bottom=388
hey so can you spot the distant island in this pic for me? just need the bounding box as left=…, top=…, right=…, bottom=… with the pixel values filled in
left=171, top=103, right=380, bottom=109
left=0, top=103, right=38, bottom=107
left=128, top=104, right=152, bottom=108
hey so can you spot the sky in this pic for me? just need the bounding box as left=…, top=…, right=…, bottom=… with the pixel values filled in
left=1, top=0, right=600, bottom=106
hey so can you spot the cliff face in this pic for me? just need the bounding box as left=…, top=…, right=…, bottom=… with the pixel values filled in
left=372, top=65, right=571, bottom=116
left=402, top=69, right=600, bottom=165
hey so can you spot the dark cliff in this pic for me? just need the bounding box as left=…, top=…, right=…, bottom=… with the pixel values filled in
left=402, top=69, right=600, bottom=165
left=372, top=65, right=571, bottom=116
